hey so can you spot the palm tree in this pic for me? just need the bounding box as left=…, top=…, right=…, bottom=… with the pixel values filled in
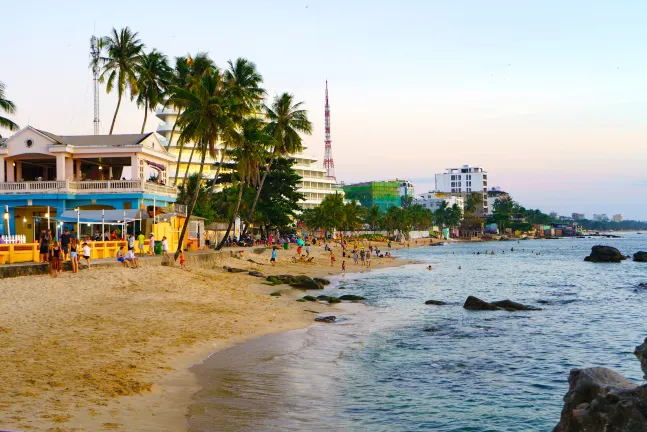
left=215, top=118, right=271, bottom=250
left=364, top=205, right=381, bottom=233
left=0, top=82, right=19, bottom=132
left=241, top=93, right=312, bottom=236
left=167, top=68, right=234, bottom=260
left=135, top=49, right=171, bottom=133
left=206, top=58, right=265, bottom=197
left=97, top=27, right=144, bottom=134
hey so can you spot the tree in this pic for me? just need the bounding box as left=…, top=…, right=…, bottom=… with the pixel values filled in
left=490, top=196, right=514, bottom=231
left=97, top=27, right=144, bottom=134
left=167, top=68, right=233, bottom=260
left=434, top=201, right=449, bottom=228
left=446, top=203, right=463, bottom=229
left=0, top=82, right=18, bottom=132
left=341, top=200, right=364, bottom=232
left=241, top=92, right=312, bottom=236
left=363, top=205, right=382, bottom=233
left=177, top=173, right=216, bottom=223
left=135, top=49, right=171, bottom=133
left=465, top=192, right=483, bottom=214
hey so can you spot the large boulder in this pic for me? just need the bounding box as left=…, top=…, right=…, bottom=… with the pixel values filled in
left=552, top=367, right=646, bottom=432
left=584, top=246, right=627, bottom=263
left=635, top=337, right=647, bottom=380
left=313, top=277, right=331, bottom=285
left=633, top=251, right=647, bottom=262
left=490, top=300, right=542, bottom=311
left=339, top=295, right=366, bottom=301
left=289, top=275, right=324, bottom=290
left=463, top=296, right=503, bottom=311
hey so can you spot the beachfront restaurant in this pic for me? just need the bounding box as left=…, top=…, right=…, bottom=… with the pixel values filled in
left=0, top=126, right=185, bottom=262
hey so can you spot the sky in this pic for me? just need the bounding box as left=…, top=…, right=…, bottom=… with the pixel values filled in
left=1, top=0, right=646, bottom=219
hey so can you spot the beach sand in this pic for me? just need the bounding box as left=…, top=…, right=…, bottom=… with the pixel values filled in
left=0, top=242, right=410, bottom=431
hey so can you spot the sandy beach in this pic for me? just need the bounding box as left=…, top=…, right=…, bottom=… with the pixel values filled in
left=0, top=242, right=410, bottom=431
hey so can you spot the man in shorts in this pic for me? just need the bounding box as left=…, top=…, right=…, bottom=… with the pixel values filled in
left=270, top=247, right=277, bottom=267
left=39, top=229, right=51, bottom=263
left=137, top=231, right=145, bottom=256
left=161, top=236, right=170, bottom=259
left=60, top=229, right=72, bottom=261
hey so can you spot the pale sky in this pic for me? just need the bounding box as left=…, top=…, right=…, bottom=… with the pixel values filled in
left=1, top=1, right=646, bottom=219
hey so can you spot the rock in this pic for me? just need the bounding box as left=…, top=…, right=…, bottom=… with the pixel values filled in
left=552, top=367, right=646, bottom=432
left=490, top=300, right=542, bottom=311
left=270, top=291, right=281, bottom=297
left=635, top=337, right=647, bottom=380
left=328, top=297, right=342, bottom=304
left=313, top=277, right=331, bottom=285
left=223, top=266, right=247, bottom=273
left=302, top=295, right=317, bottom=302
left=423, top=327, right=441, bottom=332
left=339, top=295, right=366, bottom=301
left=314, top=316, right=336, bottom=323
left=316, top=295, right=331, bottom=302
left=296, top=299, right=307, bottom=302
left=463, top=296, right=503, bottom=311
left=639, top=283, right=647, bottom=289
left=584, top=245, right=627, bottom=263
left=425, top=300, right=447, bottom=306
left=248, top=270, right=264, bottom=277
left=633, top=251, right=647, bottom=262
left=289, top=275, right=324, bottom=290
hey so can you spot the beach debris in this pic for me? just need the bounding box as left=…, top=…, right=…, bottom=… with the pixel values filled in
left=248, top=270, right=265, bottom=277
left=338, top=295, right=366, bottom=301
left=314, top=316, right=336, bottom=323
left=313, top=277, right=331, bottom=285
left=270, top=291, right=281, bottom=297
left=490, top=300, right=542, bottom=311
left=584, top=245, right=627, bottom=263
left=463, top=296, right=503, bottom=311
left=223, top=266, right=247, bottom=273
left=247, top=258, right=266, bottom=265
left=425, top=300, right=447, bottom=306
left=633, top=251, right=647, bottom=262
left=302, top=295, right=317, bottom=302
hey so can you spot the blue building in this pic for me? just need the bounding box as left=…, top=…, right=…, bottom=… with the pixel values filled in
left=0, top=126, right=178, bottom=241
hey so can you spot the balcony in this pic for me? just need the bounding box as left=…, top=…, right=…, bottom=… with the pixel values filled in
left=0, top=179, right=178, bottom=198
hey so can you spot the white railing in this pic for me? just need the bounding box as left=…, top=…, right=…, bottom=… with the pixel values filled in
left=0, top=179, right=177, bottom=197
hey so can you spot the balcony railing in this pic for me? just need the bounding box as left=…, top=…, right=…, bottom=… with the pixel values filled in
left=0, top=179, right=177, bottom=197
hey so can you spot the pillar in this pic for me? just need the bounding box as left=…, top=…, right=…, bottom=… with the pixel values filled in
left=65, top=158, right=73, bottom=180
left=108, top=166, right=113, bottom=180
left=6, top=160, right=14, bottom=182
left=131, top=155, right=139, bottom=180
left=75, top=159, right=82, bottom=180
left=15, top=162, right=22, bottom=181
left=0, top=157, right=5, bottom=182
left=56, top=154, right=66, bottom=181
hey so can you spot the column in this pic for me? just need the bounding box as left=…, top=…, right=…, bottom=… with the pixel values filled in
left=6, top=160, right=14, bottom=182
left=131, top=155, right=139, bottom=180
left=15, top=162, right=22, bottom=181
left=56, top=154, right=66, bottom=181
left=75, top=159, right=82, bottom=180
left=0, top=157, right=5, bottom=183
left=65, top=158, right=74, bottom=180
left=108, top=166, right=113, bottom=180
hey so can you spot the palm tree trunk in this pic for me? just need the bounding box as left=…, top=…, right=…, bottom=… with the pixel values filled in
left=241, top=155, right=275, bottom=237
left=182, top=144, right=196, bottom=182
left=174, top=145, right=207, bottom=261
left=172, top=141, right=186, bottom=187
left=109, top=92, right=122, bottom=135
left=216, top=180, right=244, bottom=250
left=165, top=119, right=178, bottom=151
left=206, top=143, right=228, bottom=198
left=140, top=101, right=148, bottom=134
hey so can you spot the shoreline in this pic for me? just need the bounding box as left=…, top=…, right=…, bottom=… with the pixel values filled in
left=0, top=241, right=413, bottom=431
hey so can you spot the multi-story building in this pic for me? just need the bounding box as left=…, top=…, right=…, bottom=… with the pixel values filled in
left=415, top=191, right=464, bottom=212
left=343, top=180, right=413, bottom=212
left=612, top=214, right=624, bottom=222
left=0, top=126, right=179, bottom=241
left=435, top=165, right=488, bottom=214
left=486, top=189, right=510, bottom=215
left=156, top=109, right=337, bottom=209
left=572, top=213, right=585, bottom=220
left=593, top=214, right=609, bottom=221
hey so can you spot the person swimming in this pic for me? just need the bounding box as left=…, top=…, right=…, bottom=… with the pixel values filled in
left=427, top=265, right=433, bottom=270
left=458, top=266, right=462, bottom=270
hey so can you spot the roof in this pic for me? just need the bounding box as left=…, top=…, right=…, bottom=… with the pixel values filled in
left=34, top=127, right=152, bottom=147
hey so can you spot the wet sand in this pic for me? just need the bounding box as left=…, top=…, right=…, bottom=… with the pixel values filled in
left=0, top=242, right=409, bottom=431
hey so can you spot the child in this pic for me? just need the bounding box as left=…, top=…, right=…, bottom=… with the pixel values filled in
left=341, top=260, right=346, bottom=274
left=270, top=247, right=277, bottom=267
left=50, top=241, right=63, bottom=277
left=82, top=242, right=92, bottom=270
left=179, top=251, right=186, bottom=269
left=149, top=233, right=155, bottom=255
left=330, top=251, right=335, bottom=267
left=161, top=236, right=170, bottom=259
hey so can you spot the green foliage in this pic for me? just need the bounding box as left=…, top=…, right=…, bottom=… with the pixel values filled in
left=0, top=82, right=19, bottom=132
left=465, top=192, right=483, bottom=214
left=135, top=49, right=171, bottom=133
left=177, top=173, right=216, bottom=223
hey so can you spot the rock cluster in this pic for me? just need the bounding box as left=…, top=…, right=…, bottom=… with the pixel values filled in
left=463, top=296, right=541, bottom=311
left=265, top=274, right=325, bottom=289
left=584, top=246, right=627, bottom=263
left=553, top=338, right=647, bottom=432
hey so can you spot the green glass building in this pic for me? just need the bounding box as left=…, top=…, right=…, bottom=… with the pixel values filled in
left=343, top=180, right=409, bottom=212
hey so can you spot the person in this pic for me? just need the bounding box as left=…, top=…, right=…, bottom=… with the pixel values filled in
left=296, top=244, right=302, bottom=256
left=204, top=231, right=211, bottom=250
left=116, top=246, right=128, bottom=267
left=388, top=240, right=392, bottom=248
left=458, top=266, right=462, bottom=270
left=39, top=229, right=51, bottom=263
left=427, top=265, right=433, bottom=271
left=360, top=249, right=365, bottom=266
left=110, top=230, right=117, bottom=241
left=305, top=244, right=311, bottom=256
left=366, top=251, right=371, bottom=268
left=353, top=250, right=359, bottom=265
left=330, top=251, right=335, bottom=267
left=125, top=248, right=140, bottom=268
left=69, top=238, right=79, bottom=274
left=50, top=241, right=63, bottom=277
left=341, top=260, right=346, bottom=274
left=270, top=247, right=277, bottom=267
left=82, top=242, right=92, bottom=269
left=149, top=233, right=155, bottom=255
left=60, top=229, right=72, bottom=261
left=137, top=231, right=145, bottom=256
left=128, top=234, right=135, bottom=251
left=161, top=236, right=170, bottom=259
left=0, top=234, right=4, bottom=244
left=179, top=251, right=186, bottom=269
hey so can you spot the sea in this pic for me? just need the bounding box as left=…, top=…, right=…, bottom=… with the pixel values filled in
left=187, top=233, right=646, bottom=432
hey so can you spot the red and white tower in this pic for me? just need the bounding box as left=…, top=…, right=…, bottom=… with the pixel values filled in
left=323, top=80, right=336, bottom=182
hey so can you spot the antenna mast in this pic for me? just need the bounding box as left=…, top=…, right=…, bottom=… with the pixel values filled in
left=323, top=80, right=336, bottom=182
left=90, top=35, right=101, bottom=135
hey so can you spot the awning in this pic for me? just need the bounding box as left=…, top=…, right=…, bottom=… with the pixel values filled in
left=146, top=160, right=166, bottom=171
left=57, top=209, right=149, bottom=223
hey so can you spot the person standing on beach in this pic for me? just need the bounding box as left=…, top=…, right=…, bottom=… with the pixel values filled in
left=353, top=250, right=359, bottom=265
left=305, top=244, right=311, bottom=256
left=60, top=229, right=71, bottom=261
left=82, top=242, right=92, bottom=269
left=128, top=234, right=135, bottom=251
left=39, top=229, right=51, bottom=263
left=366, top=251, right=372, bottom=268
left=360, top=249, right=365, bottom=266
left=179, top=251, right=186, bottom=269
left=161, top=236, right=170, bottom=260
left=137, top=231, right=145, bottom=256
left=149, top=233, right=155, bottom=255
left=69, top=238, right=79, bottom=273
left=270, top=247, right=277, bottom=267
left=341, top=260, right=346, bottom=274
left=50, top=241, right=63, bottom=277
left=330, top=251, right=335, bottom=267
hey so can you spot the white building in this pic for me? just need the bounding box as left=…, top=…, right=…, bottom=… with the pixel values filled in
left=415, top=192, right=464, bottom=212
left=435, top=165, right=488, bottom=214
left=156, top=109, right=338, bottom=209
left=612, top=214, right=624, bottom=222
left=487, top=189, right=510, bottom=215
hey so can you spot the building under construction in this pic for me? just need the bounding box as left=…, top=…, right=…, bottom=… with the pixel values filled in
left=343, top=180, right=413, bottom=212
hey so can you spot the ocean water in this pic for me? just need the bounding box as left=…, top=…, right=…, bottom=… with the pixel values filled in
left=187, top=234, right=647, bottom=432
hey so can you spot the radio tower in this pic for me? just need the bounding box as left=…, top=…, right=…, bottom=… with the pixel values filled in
left=323, top=80, right=336, bottom=182
left=90, top=35, right=101, bottom=135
